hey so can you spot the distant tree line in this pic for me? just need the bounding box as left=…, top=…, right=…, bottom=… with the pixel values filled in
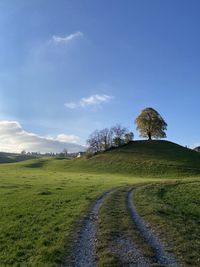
left=20, top=148, right=72, bottom=158
left=87, top=124, right=134, bottom=154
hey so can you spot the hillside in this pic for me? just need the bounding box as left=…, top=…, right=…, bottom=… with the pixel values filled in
left=0, top=152, right=40, bottom=163
left=22, top=140, right=200, bottom=177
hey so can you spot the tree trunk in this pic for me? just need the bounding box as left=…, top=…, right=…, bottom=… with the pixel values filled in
left=148, top=132, right=152, bottom=140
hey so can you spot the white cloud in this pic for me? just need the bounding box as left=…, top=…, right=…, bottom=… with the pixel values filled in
left=0, top=120, right=85, bottom=153
left=48, top=134, right=80, bottom=144
left=80, top=95, right=112, bottom=106
left=64, top=102, right=79, bottom=109
left=51, top=31, right=83, bottom=44
left=65, top=94, right=113, bottom=109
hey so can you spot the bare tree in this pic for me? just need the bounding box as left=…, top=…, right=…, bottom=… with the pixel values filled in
left=112, top=124, right=128, bottom=146
left=87, top=124, right=133, bottom=154
left=99, top=128, right=113, bottom=151
left=87, top=130, right=101, bottom=153
left=87, top=128, right=113, bottom=153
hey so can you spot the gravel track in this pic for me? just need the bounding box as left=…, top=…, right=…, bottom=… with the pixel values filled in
left=128, top=188, right=180, bottom=267
left=110, top=235, right=153, bottom=266
left=104, top=190, right=153, bottom=266
left=69, top=189, right=115, bottom=267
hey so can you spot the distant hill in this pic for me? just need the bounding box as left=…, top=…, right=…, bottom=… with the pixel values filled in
left=21, top=140, right=200, bottom=177
left=0, top=152, right=41, bottom=163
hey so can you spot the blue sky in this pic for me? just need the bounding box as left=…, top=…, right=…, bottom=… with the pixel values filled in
left=0, top=0, right=200, bottom=152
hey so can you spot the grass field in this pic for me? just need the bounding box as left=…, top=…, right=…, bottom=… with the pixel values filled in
left=0, top=164, right=152, bottom=266
left=0, top=140, right=199, bottom=266
left=134, top=181, right=200, bottom=266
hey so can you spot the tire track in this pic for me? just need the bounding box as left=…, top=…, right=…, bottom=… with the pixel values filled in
left=97, top=188, right=154, bottom=266
left=128, top=188, right=180, bottom=267
left=69, top=189, right=115, bottom=267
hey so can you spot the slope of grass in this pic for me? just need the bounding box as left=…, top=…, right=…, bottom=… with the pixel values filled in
left=21, top=140, right=200, bottom=177
left=134, top=181, right=200, bottom=266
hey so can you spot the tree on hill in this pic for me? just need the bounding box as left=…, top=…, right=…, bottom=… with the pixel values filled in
left=112, top=124, right=128, bottom=146
left=87, top=129, right=112, bottom=153
left=135, top=107, right=167, bottom=140
left=124, top=132, right=134, bottom=143
left=87, top=124, right=133, bottom=153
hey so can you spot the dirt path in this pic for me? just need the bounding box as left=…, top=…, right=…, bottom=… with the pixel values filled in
left=128, top=188, right=180, bottom=267
left=69, top=189, right=115, bottom=267
left=109, top=230, right=153, bottom=266
left=66, top=186, right=180, bottom=267
left=96, top=188, right=154, bottom=266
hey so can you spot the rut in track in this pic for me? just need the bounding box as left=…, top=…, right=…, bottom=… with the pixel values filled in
left=69, top=189, right=115, bottom=267
left=98, top=189, right=154, bottom=266
left=128, top=188, right=180, bottom=267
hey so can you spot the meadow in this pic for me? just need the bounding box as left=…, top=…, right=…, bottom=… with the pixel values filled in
left=0, top=140, right=199, bottom=266
left=0, top=163, right=151, bottom=266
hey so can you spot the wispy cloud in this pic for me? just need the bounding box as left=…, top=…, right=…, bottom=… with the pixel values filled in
left=0, top=120, right=85, bottom=153
left=51, top=31, right=83, bottom=44
left=47, top=134, right=80, bottom=144
left=64, top=102, right=78, bottom=109
left=65, top=94, right=113, bottom=109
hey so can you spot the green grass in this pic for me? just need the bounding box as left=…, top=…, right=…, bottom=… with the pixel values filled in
left=0, top=140, right=199, bottom=266
left=134, top=181, right=200, bottom=266
left=0, top=163, right=152, bottom=266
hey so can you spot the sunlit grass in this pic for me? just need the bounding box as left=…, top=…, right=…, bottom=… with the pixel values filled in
left=0, top=164, right=152, bottom=266
left=134, top=181, right=200, bottom=266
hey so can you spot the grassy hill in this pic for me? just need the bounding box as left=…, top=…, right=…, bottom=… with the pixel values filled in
left=0, top=152, right=40, bottom=163
left=22, top=140, right=200, bottom=177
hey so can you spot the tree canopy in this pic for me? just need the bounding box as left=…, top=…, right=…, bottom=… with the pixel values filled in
left=135, top=107, right=167, bottom=140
